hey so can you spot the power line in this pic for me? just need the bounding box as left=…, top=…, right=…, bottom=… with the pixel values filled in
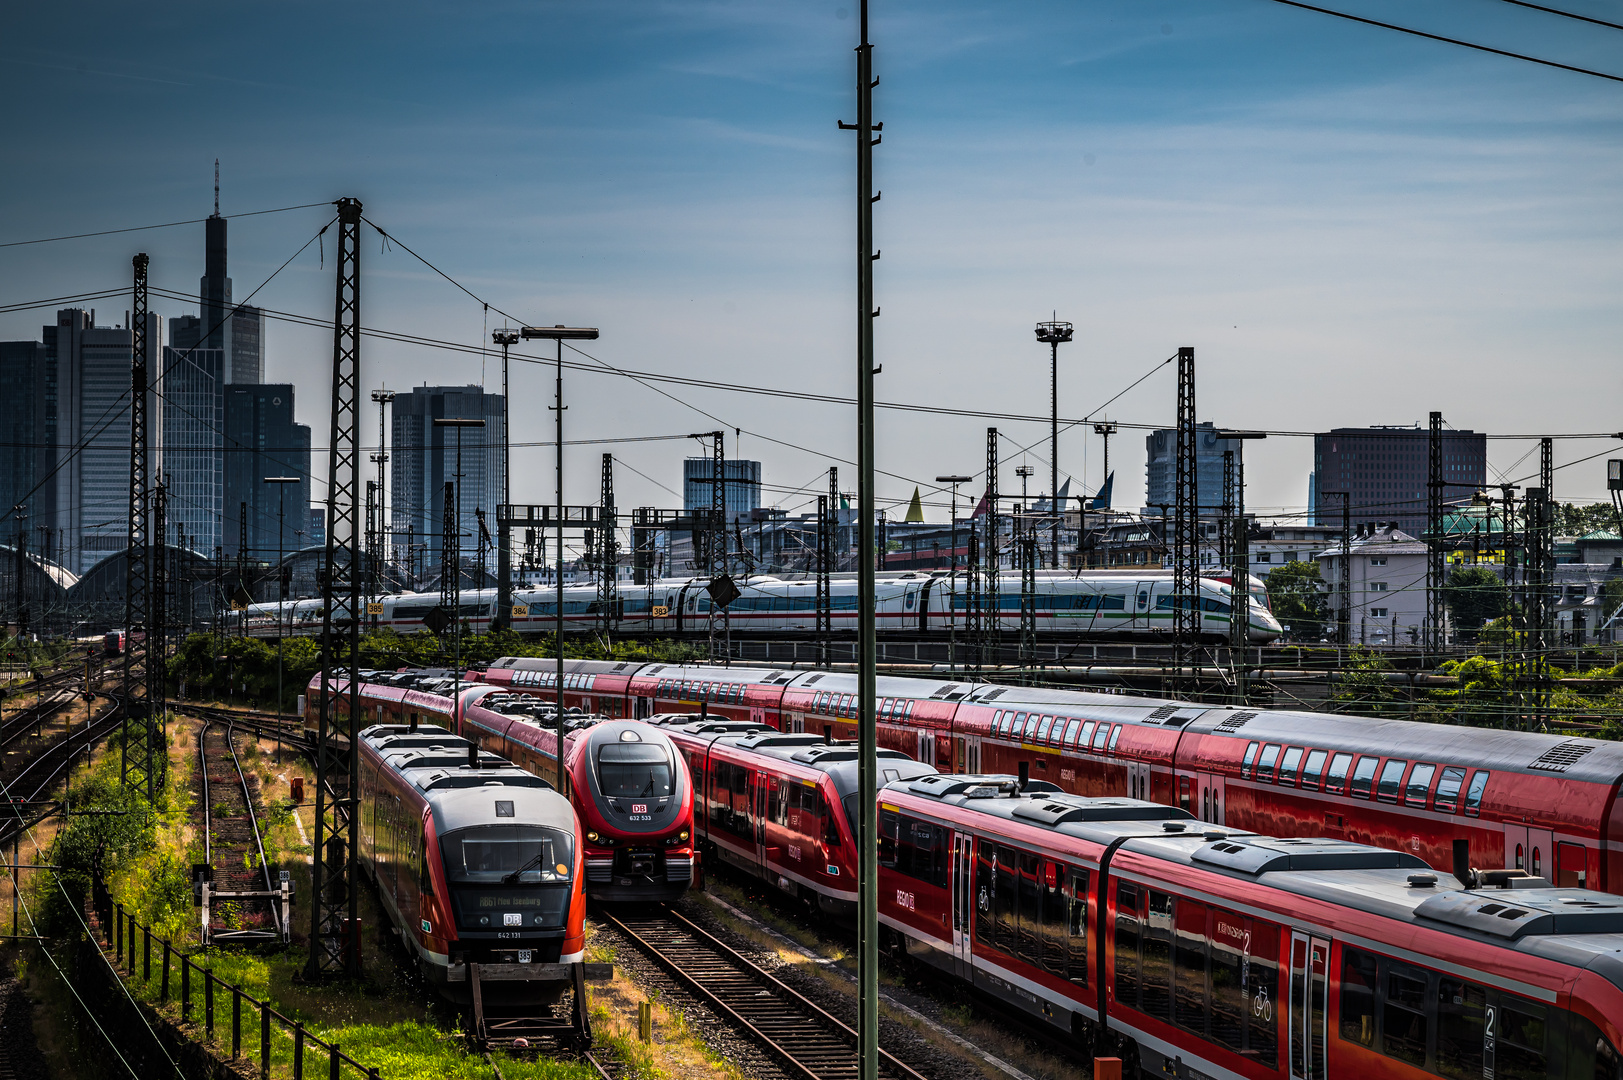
left=1260, top=0, right=1623, bottom=84
left=0, top=202, right=331, bottom=250
left=1487, top=0, right=1623, bottom=33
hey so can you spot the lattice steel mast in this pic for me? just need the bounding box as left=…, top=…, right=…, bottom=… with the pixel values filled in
left=308, top=197, right=363, bottom=978
left=121, top=253, right=160, bottom=800
left=1171, top=347, right=1198, bottom=687
left=598, top=453, right=618, bottom=635
left=1426, top=411, right=1446, bottom=656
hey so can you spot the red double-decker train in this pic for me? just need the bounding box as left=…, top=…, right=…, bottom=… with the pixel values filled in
left=654, top=718, right=935, bottom=915
left=876, top=774, right=1623, bottom=1080
left=474, top=658, right=1623, bottom=896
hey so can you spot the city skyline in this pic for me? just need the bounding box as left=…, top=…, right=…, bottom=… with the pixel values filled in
left=1, top=0, right=1618, bottom=544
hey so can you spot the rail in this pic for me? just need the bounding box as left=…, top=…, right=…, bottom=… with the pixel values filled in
left=196, top=715, right=282, bottom=939
left=92, top=886, right=383, bottom=1080
left=601, top=905, right=930, bottom=1080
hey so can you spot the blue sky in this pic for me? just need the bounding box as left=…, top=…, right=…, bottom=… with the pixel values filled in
left=2, top=0, right=1620, bottom=524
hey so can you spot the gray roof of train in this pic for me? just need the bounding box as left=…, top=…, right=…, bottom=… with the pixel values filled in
left=358, top=723, right=575, bottom=836
left=894, top=781, right=1623, bottom=990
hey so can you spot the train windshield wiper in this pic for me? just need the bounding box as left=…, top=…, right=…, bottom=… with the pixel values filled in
left=501, top=852, right=547, bottom=884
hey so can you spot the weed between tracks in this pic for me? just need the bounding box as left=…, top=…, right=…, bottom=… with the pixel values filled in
left=584, top=921, right=742, bottom=1080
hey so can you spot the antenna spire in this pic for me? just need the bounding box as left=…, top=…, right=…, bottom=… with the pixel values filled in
left=213, top=159, right=219, bottom=216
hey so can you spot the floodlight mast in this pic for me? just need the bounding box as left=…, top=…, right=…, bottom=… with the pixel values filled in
left=492, top=331, right=519, bottom=630
left=1035, top=319, right=1073, bottom=568
left=520, top=325, right=600, bottom=792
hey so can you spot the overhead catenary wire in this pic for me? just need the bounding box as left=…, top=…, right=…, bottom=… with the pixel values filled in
left=1259, top=0, right=1623, bottom=84
left=0, top=201, right=331, bottom=250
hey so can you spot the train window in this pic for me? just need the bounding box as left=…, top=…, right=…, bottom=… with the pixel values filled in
left=1435, top=977, right=1487, bottom=1080
left=993, top=844, right=1020, bottom=955
left=1242, top=742, right=1260, bottom=779
left=1376, top=759, right=1407, bottom=803
left=1557, top=842, right=1587, bottom=888
left=1340, top=946, right=1378, bottom=1047
left=1531, top=847, right=1542, bottom=878
left=1381, top=961, right=1429, bottom=1066
left=905, top=701, right=915, bottom=719
left=1172, top=896, right=1207, bottom=1035
left=1257, top=744, right=1282, bottom=782
left=1036, top=715, right=1055, bottom=743
left=444, top=824, right=574, bottom=884
left=1326, top=752, right=1352, bottom=794
left=1515, top=843, right=1524, bottom=870
left=1278, top=747, right=1304, bottom=786
left=1433, top=767, right=1465, bottom=813
left=1302, top=749, right=1328, bottom=788
left=1023, top=713, right=1042, bottom=742
left=1078, top=721, right=1097, bottom=749
left=1017, top=852, right=1043, bottom=967
left=1063, top=718, right=1083, bottom=748
left=1499, top=997, right=1548, bottom=1080
left=1039, top=860, right=1069, bottom=976
left=992, top=711, right=1007, bottom=735
left=1350, top=756, right=1379, bottom=798
left=1099, top=724, right=1117, bottom=752
left=1404, top=764, right=1436, bottom=807
left=1066, top=869, right=1090, bottom=987
left=1142, top=890, right=1174, bottom=1020
left=1114, top=882, right=1142, bottom=1008
left=1464, top=771, right=1488, bottom=816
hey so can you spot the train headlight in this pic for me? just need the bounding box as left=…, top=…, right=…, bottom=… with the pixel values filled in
left=586, top=831, right=600, bottom=843
left=679, top=830, right=689, bottom=841
left=479, top=915, right=490, bottom=926
left=533, top=914, right=546, bottom=925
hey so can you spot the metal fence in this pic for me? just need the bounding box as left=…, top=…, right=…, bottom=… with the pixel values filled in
left=93, top=881, right=382, bottom=1080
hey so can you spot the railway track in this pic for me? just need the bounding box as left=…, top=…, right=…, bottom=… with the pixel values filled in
left=193, top=714, right=282, bottom=940
left=601, top=905, right=932, bottom=1080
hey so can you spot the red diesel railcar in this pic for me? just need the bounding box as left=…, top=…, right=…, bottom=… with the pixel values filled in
left=876, top=775, right=1623, bottom=1080
left=350, top=715, right=587, bottom=1007
left=457, top=688, right=697, bottom=902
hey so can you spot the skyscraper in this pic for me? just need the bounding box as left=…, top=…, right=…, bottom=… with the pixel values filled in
left=0, top=341, right=52, bottom=545
left=390, top=385, right=506, bottom=578
left=1143, top=422, right=1238, bottom=515
left=201, top=213, right=231, bottom=354
left=223, top=384, right=312, bottom=563
left=1312, top=426, right=1487, bottom=537
left=683, top=458, right=762, bottom=522
left=162, top=344, right=225, bottom=557
left=229, top=303, right=263, bottom=384
left=40, top=308, right=161, bottom=574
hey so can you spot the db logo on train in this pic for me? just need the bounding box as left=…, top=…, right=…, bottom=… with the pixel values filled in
left=897, top=890, right=916, bottom=911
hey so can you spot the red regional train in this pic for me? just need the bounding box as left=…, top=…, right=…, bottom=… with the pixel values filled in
left=309, top=673, right=698, bottom=903
left=474, top=658, right=1623, bottom=896
left=352, top=714, right=587, bottom=1006
left=656, top=718, right=935, bottom=915
left=876, top=774, right=1623, bottom=1080
left=456, top=688, right=697, bottom=902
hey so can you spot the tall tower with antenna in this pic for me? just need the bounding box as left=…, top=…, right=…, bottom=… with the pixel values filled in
left=201, top=159, right=232, bottom=354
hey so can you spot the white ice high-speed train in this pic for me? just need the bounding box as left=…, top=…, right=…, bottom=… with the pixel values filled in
left=239, top=569, right=1283, bottom=643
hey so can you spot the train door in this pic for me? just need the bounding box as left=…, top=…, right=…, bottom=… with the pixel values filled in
left=917, top=580, right=934, bottom=633
left=916, top=732, right=935, bottom=768
left=1504, top=825, right=1555, bottom=878
left=1127, top=761, right=1152, bottom=801
left=634, top=694, right=653, bottom=719
left=1134, top=581, right=1153, bottom=631
left=949, top=832, right=975, bottom=980
left=952, top=736, right=981, bottom=774
left=1198, top=772, right=1224, bottom=824
left=1288, top=933, right=1329, bottom=1080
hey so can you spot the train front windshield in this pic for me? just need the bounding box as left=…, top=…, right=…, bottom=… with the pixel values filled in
left=443, top=824, right=574, bottom=883
left=597, top=744, right=674, bottom=798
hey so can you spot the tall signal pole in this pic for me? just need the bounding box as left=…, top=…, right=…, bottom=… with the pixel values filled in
left=839, top=3, right=880, bottom=1074
left=492, top=331, right=518, bottom=630
left=122, top=253, right=158, bottom=800
left=370, top=388, right=395, bottom=595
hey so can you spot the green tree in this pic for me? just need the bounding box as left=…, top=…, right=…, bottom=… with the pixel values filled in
left=1601, top=578, right=1623, bottom=625
left=1332, top=647, right=1398, bottom=717
left=1552, top=501, right=1620, bottom=536
left=1265, top=561, right=1328, bottom=641
left=1443, top=565, right=1507, bottom=634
